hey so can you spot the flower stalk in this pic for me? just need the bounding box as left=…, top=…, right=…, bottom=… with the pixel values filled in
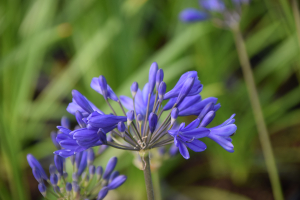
left=232, top=25, right=284, bottom=200
left=142, top=152, right=155, bottom=200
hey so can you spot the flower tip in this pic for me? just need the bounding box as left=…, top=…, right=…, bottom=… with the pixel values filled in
left=179, top=8, right=209, bottom=23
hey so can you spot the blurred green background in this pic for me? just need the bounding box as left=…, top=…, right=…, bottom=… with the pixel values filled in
left=1, top=0, right=300, bottom=199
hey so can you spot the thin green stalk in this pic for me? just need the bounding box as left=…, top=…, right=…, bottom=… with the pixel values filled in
left=232, top=26, right=284, bottom=200
left=292, top=0, right=300, bottom=49
left=142, top=152, right=155, bottom=200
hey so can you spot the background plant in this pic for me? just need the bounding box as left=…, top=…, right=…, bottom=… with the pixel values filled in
left=0, top=0, right=299, bottom=199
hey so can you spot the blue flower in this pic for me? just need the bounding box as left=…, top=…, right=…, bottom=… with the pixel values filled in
left=168, top=119, right=210, bottom=159
left=180, top=8, right=209, bottom=22
left=164, top=71, right=203, bottom=100
left=27, top=154, right=48, bottom=180
left=91, top=76, right=119, bottom=101
left=207, top=114, right=237, bottom=152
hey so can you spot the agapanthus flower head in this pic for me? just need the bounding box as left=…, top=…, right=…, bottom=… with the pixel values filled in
left=51, top=62, right=236, bottom=161
left=27, top=150, right=126, bottom=199
left=179, top=0, right=249, bottom=28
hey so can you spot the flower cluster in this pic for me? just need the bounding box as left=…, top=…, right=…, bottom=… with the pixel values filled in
left=180, top=0, right=250, bottom=28
left=54, top=62, right=237, bottom=160
left=27, top=118, right=126, bottom=200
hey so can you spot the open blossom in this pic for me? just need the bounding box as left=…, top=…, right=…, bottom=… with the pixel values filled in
left=27, top=117, right=126, bottom=199
left=53, top=61, right=236, bottom=160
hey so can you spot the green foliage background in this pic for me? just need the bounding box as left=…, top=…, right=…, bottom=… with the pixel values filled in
left=0, top=0, right=299, bottom=199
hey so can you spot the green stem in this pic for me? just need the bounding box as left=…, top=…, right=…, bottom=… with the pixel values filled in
left=142, top=153, right=155, bottom=200
left=232, top=26, right=284, bottom=200
left=292, top=0, right=300, bottom=49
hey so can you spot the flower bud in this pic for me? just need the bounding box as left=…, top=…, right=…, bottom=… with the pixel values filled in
left=32, top=168, right=42, bottom=182
left=50, top=174, right=58, bottom=185
left=96, top=166, right=103, bottom=180
left=103, top=157, right=117, bottom=180
left=131, top=82, right=139, bottom=98
left=126, top=110, right=135, bottom=125
left=148, top=62, right=158, bottom=94
left=98, top=75, right=108, bottom=100
left=118, top=122, right=125, bottom=137
left=87, top=148, right=95, bottom=166
left=38, top=183, right=47, bottom=197
left=107, top=175, right=127, bottom=190
left=109, top=171, right=120, bottom=183
left=156, top=69, right=164, bottom=89
left=61, top=116, right=70, bottom=129
left=97, top=187, right=108, bottom=200
left=66, top=182, right=72, bottom=192
left=197, top=102, right=214, bottom=121
left=89, top=165, right=96, bottom=176
left=199, top=111, right=215, bottom=127
left=171, top=108, right=179, bottom=125
left=54, top=155, right=64, bottom=176
left=158, top=82, right=166, bottom=102
left=97, top=129, right=107, bottom=144
left=75, top=111, right=86, bottom=128
left=137, top=114, right=143, bottom=124
left=175, top=77, right=195, bottom=106
left=148, top=113, right=158, bottom=133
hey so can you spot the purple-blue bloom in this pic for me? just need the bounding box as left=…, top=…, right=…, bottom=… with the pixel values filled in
left=91, top=76, right=119, bottom=101
left=200, top=0, right=225, bottom=11
left=180, top=8, right=209, bottom=22
left=27, top=154, right=48, bottom=180
left=168, top=119, right=210, bottom=159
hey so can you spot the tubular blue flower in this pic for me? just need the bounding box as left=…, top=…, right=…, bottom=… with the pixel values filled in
left=156, top=69, right=164, bottom=89
left=97, top=187, right=108, bottom=200
left=27, top=154, right=48, bottom=180
left=126, top=110, right=135, bottom=125
left=200, top=0, right=225, bottom=11
left=117, top=122, right=125, bottom=133
left=98, top=75, right=108, bottom=100
left=164, top=71, right=203, bottom=100
left=54, top=155, right=64, bottom=176
left=103, top=157, right=117, bottom=180
left=207, top=114, right=237, bottom=152
left=168, top=119, right=210, bottom=159
left=78, top=151, right=87, bottom=176
left=180, top=8, right=209, bottom=22
left=175, top=77, right=195, bottom=106
left=164, top=95, right=219, bottom=116
left=158, top=82, right=166, bottom=102
left=199, top=111, right=216, bottom=127
left=61, top=116, right=70, bottom=129
left=107, top=175, right=127, bottom=190
left=148, top=62, right=158, bottom=94
left=198, top=102, right=216, bottom=120
left=38, top=183, right=47, bottom=197
left=120, top=83, right=156, bottom=117
left=87, top=113, right=127, bottom=131
left=131, top=82, right=139, bottom=98
left=67, top=90, right=103, bottom=117
left=91, top=77, right=119, bottom=101
left=75, top=111, right=86, bottom=128
left=109, top=171, right=120, bottom=183
left=148, top=113, right=158, bottom=133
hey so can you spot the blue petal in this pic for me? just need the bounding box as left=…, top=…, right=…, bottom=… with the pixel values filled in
left=90, top=77, right=118, bottom=101
left=208, top=134, right=234, bottom=152
left=78, top=151, right=87, bottom=176
left=27, top=154, right=48, bottom=180
left=182, top=127, right=210, bottom=138
left=179, top=97, right=218, bottom=116
left=107, top=175, right=127, bottom=190
left=185, top=139, right=207, bottom=152
left=72, top=90, right=94, bottom=114
left=72, top=128, right=98, bottom=140
left=56, top=133, right=71, bottom=143
left=88, top=114, right=127, bottom=129
left=54, top=149, right=75, bottom=158
left=210, top=124, right=237, bottom=136
left=59, top=139, right=79, bottom=149
left=180, top=8, right=209, bottom=22
left=176, top=139, right=190, bottom=159
left=182, top=118, right=200, bottom=131
left=57, top=126, right=71, bottom=135
left=148, top=62, right=158, bottom=95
